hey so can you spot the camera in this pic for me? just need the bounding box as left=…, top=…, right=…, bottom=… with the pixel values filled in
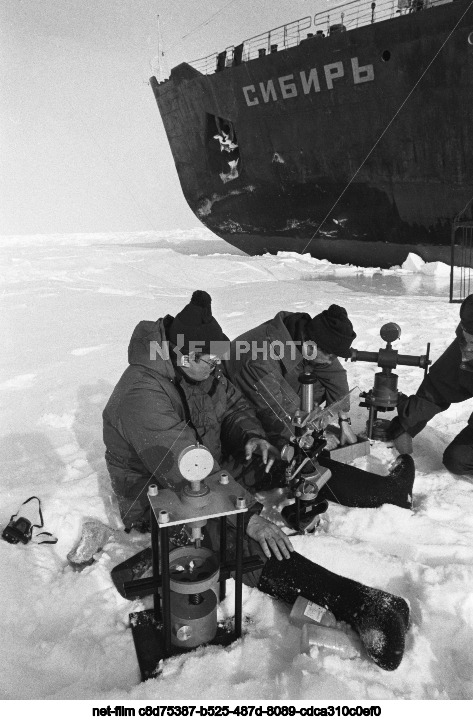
left=2, top=516, right=33, bottom=544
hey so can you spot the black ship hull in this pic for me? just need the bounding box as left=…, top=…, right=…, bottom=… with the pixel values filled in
left=152, top=1, right=473, bottom=267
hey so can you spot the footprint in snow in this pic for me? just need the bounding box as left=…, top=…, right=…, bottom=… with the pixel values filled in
left=0, top=373, right=36, bottom=391
left=71, top=345, right=109, bottom=356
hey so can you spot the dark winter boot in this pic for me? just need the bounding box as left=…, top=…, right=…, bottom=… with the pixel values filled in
left=258, top=551, right=409, bottom=671
left=316, top=454, right=415, bottom=509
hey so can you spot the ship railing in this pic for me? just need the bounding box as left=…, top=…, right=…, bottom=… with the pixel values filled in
left=188, top=0, right=453, bottom=75
left=189, top=46, right=235, bottom=75
left=314, top=0, right=399, bottom=35
left=188, top=16, right=312, bottom=75
left=240, top=15, right=312, bottom=63
left=313, top=0, right=453, bottom=34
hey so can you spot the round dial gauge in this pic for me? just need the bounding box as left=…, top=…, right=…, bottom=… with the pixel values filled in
left=178, top=444, right=214, bottom=481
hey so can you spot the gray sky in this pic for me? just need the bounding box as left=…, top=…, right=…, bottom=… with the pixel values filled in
left=1, top=0, right=320, bottom=235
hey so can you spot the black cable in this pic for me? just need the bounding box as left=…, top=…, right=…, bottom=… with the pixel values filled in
left=181, top=0, right=240, bottom=40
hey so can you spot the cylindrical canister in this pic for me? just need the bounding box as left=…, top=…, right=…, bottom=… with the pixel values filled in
left=372, top=371, right=398, bottom=406
left=168, top=546, right=220, bottom=595
left=289, top=596, right=337, bottom=628
left=170, top=589, right=217, bottom=648
left=301, top=383, right=314, bottom=414
left=299, top=371, right=319, bottom=413
left=301, top=623, right=361, bottom=659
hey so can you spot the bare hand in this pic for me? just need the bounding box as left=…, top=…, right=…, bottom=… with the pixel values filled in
left=323, top=432, right=340, bottom=451
left=299, top=432, right=314, bottom=450
left=245, top=438, right=280, bottom=472
left=246, top=514, right=293, bottom=560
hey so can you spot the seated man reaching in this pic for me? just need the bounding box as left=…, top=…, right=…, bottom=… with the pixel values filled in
left=223, top=303, right=414, bottom=507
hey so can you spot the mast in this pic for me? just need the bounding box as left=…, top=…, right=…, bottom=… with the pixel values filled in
left=150, top=14, right=169, bottom=82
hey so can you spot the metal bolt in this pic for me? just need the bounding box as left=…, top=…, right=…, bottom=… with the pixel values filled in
left=235, top=496, right=247, bottom=509
left=176, top=625, right=192, bottom=641
left=158, top=510, right=170, bottom=524
left=148, top=484, right=159, bottom=497
left=220, top=472, right=229, bottom=485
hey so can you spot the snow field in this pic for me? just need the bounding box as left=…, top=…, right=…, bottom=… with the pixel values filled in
left=0, top=231, right=472, bottom=700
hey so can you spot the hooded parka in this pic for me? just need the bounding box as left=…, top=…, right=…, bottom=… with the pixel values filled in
left=223, top=311, right=349, bottom=447
left=103, top=316, right=265, bottom=527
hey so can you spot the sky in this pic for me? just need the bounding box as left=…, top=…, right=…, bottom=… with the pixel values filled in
left=1, top=0, right=324, bottom=235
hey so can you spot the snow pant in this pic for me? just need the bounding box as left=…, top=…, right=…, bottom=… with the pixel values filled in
left=316, top=455, right=414, bottom=509
left=223, top=452, right=415, bottom=509
left=204, top=523, right=410, bottom=670
left=258, top=552, right=409, bottom=671
left=106, top=456, right=152, bottom=530
left=443, top=424, right=473, bottom=475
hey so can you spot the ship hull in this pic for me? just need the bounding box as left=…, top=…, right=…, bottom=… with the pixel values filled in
left=152, top=1, right=473, bottom=267
left=219, top=233, right=458, bottom=267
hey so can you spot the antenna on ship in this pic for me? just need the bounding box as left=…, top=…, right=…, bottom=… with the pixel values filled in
left=150, top=14, right=170, bottom=82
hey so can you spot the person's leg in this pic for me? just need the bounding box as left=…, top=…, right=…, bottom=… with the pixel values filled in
left=317, top=454, right=415, bottom=509
left=207, top=520, right=410, bottom=671
left=258, top=552, right=409, bottom=671
left=206, top=521, right=411, bottom=671
left=216, top=458, right=410, bottom=669
left=106, top=460, right=150, bottom=531
left=223, top=451, right=415, bottom=509
left=443, top=425, right=473, bottom=475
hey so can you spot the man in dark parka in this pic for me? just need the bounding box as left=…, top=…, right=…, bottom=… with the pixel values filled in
left=388, top=294, right=473, bottom=475
left=103, top=290, right=292, bottom=560
left=223, top=305, right=357, bottom=448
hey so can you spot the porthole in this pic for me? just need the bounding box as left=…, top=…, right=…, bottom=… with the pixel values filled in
left=382, top=50, right=391, bottom=62
left=468, top=32, right=473, bottom=45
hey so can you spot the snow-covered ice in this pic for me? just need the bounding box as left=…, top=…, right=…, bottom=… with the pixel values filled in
left=1, top=230, right=472, bottom=700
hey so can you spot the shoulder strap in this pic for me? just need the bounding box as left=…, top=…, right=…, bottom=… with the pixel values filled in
left=10, top=496, right=58, bottom=545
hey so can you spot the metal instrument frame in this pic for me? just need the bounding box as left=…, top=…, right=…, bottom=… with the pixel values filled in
left=129, top=470, right=264, bottom=680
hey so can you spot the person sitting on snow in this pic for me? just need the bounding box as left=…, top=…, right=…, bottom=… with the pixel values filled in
left=223, top=304, right=356, bottom=450
left=103, top=289, right=291, bottom=559
left=223, top=303, right=415, bottom=507
left=102, top=290, right=411, bottom=670
left=388, top=294, right=473, bottom=476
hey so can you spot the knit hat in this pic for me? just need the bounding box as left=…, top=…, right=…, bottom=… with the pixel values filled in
left=460, top=294, right=473, bottom=333
left=306, top=304, right=356, bottom=357
left=167, top=290, right=229, bottom=356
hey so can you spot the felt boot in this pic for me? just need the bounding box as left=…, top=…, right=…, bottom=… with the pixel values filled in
left=258, top=551, right=409, bottom=671
left=317, top=454, right=415, bottom=509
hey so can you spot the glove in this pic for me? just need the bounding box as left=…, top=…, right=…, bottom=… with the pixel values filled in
left=387, top=417, right=413, bottom=454
left=387, top=417, right=405, bottom=440
left=396, top=392, right=409, bottom=414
